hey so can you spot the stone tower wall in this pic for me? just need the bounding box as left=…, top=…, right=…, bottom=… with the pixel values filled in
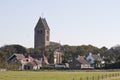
left=34, top=17, right=50, bottom=50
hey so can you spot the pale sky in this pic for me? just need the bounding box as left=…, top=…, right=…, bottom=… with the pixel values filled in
left=0, top=0, right=120, bottom=48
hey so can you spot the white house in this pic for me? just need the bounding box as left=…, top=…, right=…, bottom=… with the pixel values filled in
left=86, top=53, right=105, bottom=68
left=7, top=53, right=48, bottom=70
left=76, top=55, right=91, bottom=69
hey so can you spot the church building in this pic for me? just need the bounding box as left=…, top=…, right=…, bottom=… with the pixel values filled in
left=34, top=17, right=63, bottom=64
left=34, top=17, right=50, bottom=50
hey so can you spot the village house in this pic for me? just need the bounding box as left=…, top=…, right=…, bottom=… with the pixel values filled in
left=69, top=55, right=90, bottom=69
left=7, top=53, right=49, bottom=70
left=76, top=55, right=91, bottom=69
left=86, top=53, right=105, bottom=69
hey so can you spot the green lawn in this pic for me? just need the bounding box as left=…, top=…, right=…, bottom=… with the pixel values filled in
left=0, top=71, right=120, bottom=80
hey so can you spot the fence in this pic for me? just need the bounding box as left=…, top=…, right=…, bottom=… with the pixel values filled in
left=72, top=73, right=120, bottom=80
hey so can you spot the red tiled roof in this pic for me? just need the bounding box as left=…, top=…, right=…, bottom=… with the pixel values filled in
left=77, top=56, right=89, bottom=64
left=15, top=54, right=25, bottom=60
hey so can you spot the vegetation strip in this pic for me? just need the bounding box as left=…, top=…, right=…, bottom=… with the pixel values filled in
left=0, top=71, right=120, bottom=80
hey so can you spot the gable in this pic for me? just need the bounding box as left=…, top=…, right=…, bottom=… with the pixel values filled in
left=7, top=54, right=25, bottom=63
left=7, top=55, right=17, bottom=63
left=86, top=55, right=94, bottom=64
left=92, top=55, right=103, bottom=61
left=76, top=56, right=90, bottom=64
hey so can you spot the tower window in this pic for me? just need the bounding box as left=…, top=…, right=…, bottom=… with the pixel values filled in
left=40, top=30, right=43, bottom=34
left=37, top=30, right=43, bottom=34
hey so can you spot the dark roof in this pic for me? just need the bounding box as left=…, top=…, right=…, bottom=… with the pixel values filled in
left=50, top=41, right=61, bottom=51
left=35, top=17, right=50, bottom=30
left=50, top=41, right=60, bottom=46
left=77, top=56, right=90, bottom=64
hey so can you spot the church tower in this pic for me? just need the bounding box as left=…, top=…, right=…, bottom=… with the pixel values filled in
left=34, top=17, right=50, bottom=50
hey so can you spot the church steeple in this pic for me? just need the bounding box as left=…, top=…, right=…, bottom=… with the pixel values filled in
left=35, top=17, right=50, bottom=30
left=34, top=17, right=50, bottom=51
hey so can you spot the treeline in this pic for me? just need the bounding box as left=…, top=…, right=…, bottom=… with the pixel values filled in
left=62, top=45, right=120, bottom=64
left=1, top=44, right=120, bottom=69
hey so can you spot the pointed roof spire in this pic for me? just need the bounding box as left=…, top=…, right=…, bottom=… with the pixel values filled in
left=36, top=17, right=50, bottom=30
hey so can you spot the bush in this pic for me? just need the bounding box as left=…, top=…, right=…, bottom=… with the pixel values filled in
left=41, top=65, right=55, bottom=70
left=104, top=62, right=120, bottom=69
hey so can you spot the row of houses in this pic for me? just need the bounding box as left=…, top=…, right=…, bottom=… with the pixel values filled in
left=7, top=52, right=105, bottom=70
left=69, top=53, right=105, bottom=69
left=7, top=54, right=48, bottom=70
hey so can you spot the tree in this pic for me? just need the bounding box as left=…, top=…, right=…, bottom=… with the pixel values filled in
left=0, top=44, right=27, bottom=68
left=34, top=49, right=41, bottom=54
left=26, top=48, right=34, bottom=54
left=99, top=47, right=108, bottom=56
left=12, top=45, right=26, bottom=53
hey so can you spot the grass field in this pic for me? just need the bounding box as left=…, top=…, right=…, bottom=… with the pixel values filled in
left=0, top=70, right=120, bottom=80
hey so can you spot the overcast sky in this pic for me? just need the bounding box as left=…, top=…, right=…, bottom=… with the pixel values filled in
left=0, top=0, right=120, bottom=48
